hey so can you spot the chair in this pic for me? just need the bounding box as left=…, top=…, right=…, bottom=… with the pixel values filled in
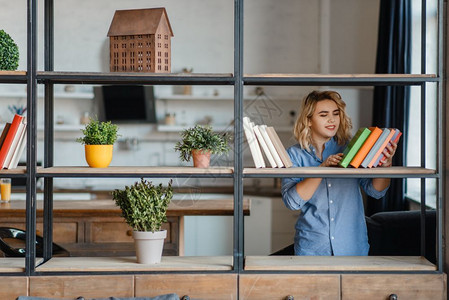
left=0, top=227, right=69, bottom=257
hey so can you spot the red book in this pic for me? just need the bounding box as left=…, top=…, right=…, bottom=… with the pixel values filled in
left=0, top=114, right=25, bottom=168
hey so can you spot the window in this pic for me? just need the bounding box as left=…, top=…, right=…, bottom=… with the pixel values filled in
left=406, top=0, right=438, bottom=208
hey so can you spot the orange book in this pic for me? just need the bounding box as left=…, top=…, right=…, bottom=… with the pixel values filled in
left=0, top=114, right=25, bottom=168
left=349, top=127, right=383, bottom=168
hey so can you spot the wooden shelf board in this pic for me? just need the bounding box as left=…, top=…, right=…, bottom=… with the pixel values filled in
left=243, top=74, right=439, bottom=86
left=245, top=73, right=437, bottom=78
left=244, top=166, right=436, bottom=177
left=244, top=256, right=436, bottom=271
left=37, top=166, right=234, bottom=176
left=0, top=258, right=43, bottom=272
left=0, top=70, right=27, bottom=76
left=36, top=256, right=233, bottom=272
left=0, top=166, right=27, bottom=175
left=37, top=72, right=234, bottom=85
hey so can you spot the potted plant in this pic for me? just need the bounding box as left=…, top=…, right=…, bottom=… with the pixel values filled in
left=174, top=124, right=230, bottom=168
left=112, top=178, right=173, bottom=264
left=76, top=118, right=119, bottom=168
left=0, top=29, right=19, bottom=71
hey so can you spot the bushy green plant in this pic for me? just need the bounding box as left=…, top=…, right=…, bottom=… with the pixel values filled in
left=112, top=179, right=173, bottom=232
left=174, top=125, right=230, bottom=162
left=0, top=29, right=19, bottom=71
left=76, top=118, right=119, bottom=145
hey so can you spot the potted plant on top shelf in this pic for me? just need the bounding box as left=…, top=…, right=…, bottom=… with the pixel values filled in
left=76, top=118, right=119, bottom=168
left=0, top=29, right=19, bottom=71
left=112, top=178, right=173, bottom=264
left=174, top=124, right=230, bottom=168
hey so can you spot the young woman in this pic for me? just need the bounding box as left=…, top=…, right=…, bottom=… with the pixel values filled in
left=281, top=90, right=397, bottom=256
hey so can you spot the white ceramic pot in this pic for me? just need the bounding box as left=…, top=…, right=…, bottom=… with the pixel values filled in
left=132, top=230, right=167, bottom=264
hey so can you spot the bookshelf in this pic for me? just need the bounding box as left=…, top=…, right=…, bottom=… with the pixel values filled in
left=0, top=0, right=445, bottom=299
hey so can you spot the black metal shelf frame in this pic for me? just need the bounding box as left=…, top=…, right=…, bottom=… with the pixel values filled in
left=14, top=0, right=443, bottom=276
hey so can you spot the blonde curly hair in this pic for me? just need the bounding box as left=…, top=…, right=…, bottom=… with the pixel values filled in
left=294, top=90, right=352, bottom=151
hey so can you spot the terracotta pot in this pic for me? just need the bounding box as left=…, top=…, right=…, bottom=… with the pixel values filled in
left=191, top=149, right=211, bottom=168
left=133, top=230, right=167, bottom=264
left=84, top=145, right=113, bottom=168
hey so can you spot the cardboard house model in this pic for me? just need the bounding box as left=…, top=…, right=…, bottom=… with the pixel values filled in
left=107, top=8, right=174, bottom=73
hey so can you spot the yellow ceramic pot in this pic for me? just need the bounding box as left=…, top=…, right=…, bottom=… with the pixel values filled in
left=85, top=145, right=113, bottom=168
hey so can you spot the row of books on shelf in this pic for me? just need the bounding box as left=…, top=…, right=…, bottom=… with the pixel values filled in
left=243, top=117, right=293, bottom=168
left=339, top=127, right=402, bottom=168
left=0, top=114, right=27, bottom=170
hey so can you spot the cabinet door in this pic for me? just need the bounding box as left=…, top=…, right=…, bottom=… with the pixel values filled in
left=239, top=274, right=340, bottom=300
left=135, top=274, right=237, bottom=299
left=341, top=274, right=446, bottom=300
left=0, top=276, right=28, bottom=299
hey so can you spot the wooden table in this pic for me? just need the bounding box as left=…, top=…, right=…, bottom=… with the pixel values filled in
left=0, top=198, right=250, bottom=256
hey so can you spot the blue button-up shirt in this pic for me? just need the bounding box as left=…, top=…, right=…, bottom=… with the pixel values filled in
left=281, top=138, right=388, bottom=256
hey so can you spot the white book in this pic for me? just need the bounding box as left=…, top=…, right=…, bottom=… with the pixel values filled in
left=243, top=117, right=265, bottom=168
left=7, top=127, right=26, bottom=169
left=253, top=124, right=277, bottom=168
left=266, top=126, right=293, bottom=168
left=259, top=125, right=283, bottom=167
left=3, top=117, right=26, bottom=168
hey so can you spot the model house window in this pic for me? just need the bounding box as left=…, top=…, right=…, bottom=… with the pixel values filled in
left=406, top=0, right=438, bottom=208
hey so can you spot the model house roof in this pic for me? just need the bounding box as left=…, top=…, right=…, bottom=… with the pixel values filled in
left=107, top=7, right=174, bottom=37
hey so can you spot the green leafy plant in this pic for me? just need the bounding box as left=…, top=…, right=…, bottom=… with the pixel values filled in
left=76, top=118, right=119, bottom=145
left=112, top=179, right=173, bottom=232
left=0, top=29, right=19, bottom=71
left=174, top=125, right=230, bottom=162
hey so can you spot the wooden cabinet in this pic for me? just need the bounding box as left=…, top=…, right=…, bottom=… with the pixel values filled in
left=239, top=273, right=447, bottom=300
left=239, top=274, right=340, bottom=300
left=341, top=274, right=446, bottom=300
left=136, top=274, right=237, bottom=299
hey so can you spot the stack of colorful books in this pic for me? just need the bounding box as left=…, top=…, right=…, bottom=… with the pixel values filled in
left=0, top=114, right=27, bottom=169
left=338, top=127, right=402, bottom=168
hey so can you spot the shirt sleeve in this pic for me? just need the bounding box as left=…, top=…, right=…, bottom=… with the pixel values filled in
left=281, top=177, right=306, bottom=210
left=281, top=146, right=307, bottom=210
left=359, top=178, right=389, bottom=199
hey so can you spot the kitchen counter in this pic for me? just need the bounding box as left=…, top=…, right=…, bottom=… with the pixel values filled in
left=0, top=198, right=251, bottom=257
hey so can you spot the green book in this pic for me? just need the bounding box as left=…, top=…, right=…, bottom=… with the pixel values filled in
left=338, top=127, right=372, bottom=168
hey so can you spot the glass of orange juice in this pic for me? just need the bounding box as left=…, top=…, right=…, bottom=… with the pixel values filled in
left=0, top=178, right=11, bottom=202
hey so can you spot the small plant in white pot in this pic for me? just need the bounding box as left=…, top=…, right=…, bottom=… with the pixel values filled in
left=112, top=178, right=173, bottom=264
left=174, top=125, right=230, bottom=168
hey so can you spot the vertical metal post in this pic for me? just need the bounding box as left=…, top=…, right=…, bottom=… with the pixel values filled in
left=43, top=0, right=55, bottom=261
left=436, top=0, right=444, bottom=272
left=233, top=0, right=244, bottom=273
left=419, top=0, right=427, bottom=261
left=26, top=0, right=38, bottom=275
